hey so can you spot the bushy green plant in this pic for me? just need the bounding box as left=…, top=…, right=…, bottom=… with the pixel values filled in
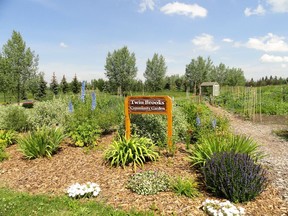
left=170, top=176, right=199, bottom=198
left=104, top=135, right=159, bottom=170
left=118, top=105, right=188, bottom=147
left=69, top=121, right=101, bottom=147
left=0, top=139, right=9, bottom=161
left=0, top=106, right=29, bottom=132
left=0, top=130, right=16, bottom=146
left=18, top=127, right=66, bottom=159
left=27, top=97, right=70, bottom=129
left=202, top=152, right=268, bottom=203
left=127, top=170, right=170, bottom=195
left=188, top=133, right=265, bottom=167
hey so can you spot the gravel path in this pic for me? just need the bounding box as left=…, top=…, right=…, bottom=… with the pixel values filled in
left=209, top=105, right=288, bottom=213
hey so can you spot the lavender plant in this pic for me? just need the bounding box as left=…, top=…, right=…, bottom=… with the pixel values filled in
left=202, top=152, right=268, bottom=203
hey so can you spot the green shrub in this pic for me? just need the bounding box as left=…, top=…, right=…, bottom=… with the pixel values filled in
left=127, top=170, right=170, bottom=195
left=0, top=106, right=29, bottom=132
left=104, top=135, right=159, bottom=170
left=170, top=176, right=199, bottom=198
left=69, top=121, right=101, bottom=147
left=27, top=97, right=70, bottom=130
left=0, top=139, right=9, bottom=161
left=18, top=127, right=66, bottom=159
left=188, top=133, right=265, bottom=167
left=202, top=152, right=268, bottom=203
left=0, top=130, right=16, bottom=146
left=118, top=105, right=188, bottom=147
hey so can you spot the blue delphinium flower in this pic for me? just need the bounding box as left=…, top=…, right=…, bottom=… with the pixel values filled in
left=91, top=92, right=96, bottom=110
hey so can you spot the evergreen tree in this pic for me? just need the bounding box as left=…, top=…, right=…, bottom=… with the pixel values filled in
left=35, top=73, right=47, bottom=100
left=70, top=74, right=80, bottom=94
left=60, top=75, right=69, bottom=94
left=50, top=72, right=59, bottom=95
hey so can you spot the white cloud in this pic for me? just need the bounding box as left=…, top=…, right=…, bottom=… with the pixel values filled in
left=260, top=54, right=288, bottom=62
left=138, top=0, right=155, bottom=12
left=267, top=0, right=288, bottom=13
left=222, top=38, right=233, bottom=43
left=246, top=33, right=288, bottom=52
left=60, top=42, right=68, bottom=48
left=160, top=2, right=207, bottom=18
left=244, top=4, right=266, bottom=16
left=192, top=34, right=219, bottom=52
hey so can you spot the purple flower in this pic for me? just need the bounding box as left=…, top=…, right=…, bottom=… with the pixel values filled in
left=196, top=116, right=201, bottom=127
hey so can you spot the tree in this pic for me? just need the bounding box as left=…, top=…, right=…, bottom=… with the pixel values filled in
left=1, top=30, right=39, bottom=103
left=104, top=46, right=137, bottom=95
left=0, top=56, right=13, bottom=102
left=50, top=72, right=59, bottom=95
left=185, top=56, right=213, bottom=94
left=209, top=63, right=227, bottom=85
left=70, top=74, right=80, bottom=94
left=224, top=67, right=245, bottom=86
left=144, top=53, right=167, bottom=92
left=60, top=75, right=69, bottom=94
left=35, top=73, right=47, bottom=100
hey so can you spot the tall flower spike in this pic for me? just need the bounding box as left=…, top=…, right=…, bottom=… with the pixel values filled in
left=196, top=116, right=201, bottom=127
left=68, top=100, right=74, bottom=113
left=81, top=81, right=86, bottom=102
left=91, top=92, right=96, bottom=110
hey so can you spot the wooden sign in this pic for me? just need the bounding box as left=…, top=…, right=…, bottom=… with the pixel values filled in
left=125, top=96, right=173, bottom=150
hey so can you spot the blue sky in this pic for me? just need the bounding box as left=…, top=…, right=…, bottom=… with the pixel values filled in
left=1, top=0, right=288, bottom=82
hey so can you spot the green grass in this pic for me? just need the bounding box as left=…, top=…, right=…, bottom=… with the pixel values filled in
left=274, top=129, right=288, bottom=141
left=0, top=188, right=152, bottom=216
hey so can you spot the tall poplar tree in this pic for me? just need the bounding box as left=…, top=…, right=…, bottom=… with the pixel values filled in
left=104, top=46, right=137, bottom=96
left=144, top=53, right=167, bottom=92
left=1, top=30, right=39, bottom=103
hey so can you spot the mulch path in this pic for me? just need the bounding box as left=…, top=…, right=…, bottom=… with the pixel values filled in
left=0, top=131, right=286, bottom=216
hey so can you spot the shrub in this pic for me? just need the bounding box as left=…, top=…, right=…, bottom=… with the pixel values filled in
left=0, top=139, right=9, bottom=161
left=18, top=127, right=66, bottom=159
left=188, top=133, right=265, bottom=167
left=202, top=152, right=268, bottom=203
left=1, top=106, right=29, bottom=132
left=118, top=105, right=188, bottom=147
left=104, top=135, right=159, bottom=170
left=127, top=170, right=170, bottom=195
left=0, top=130, right=16, bottom=146
left=27, top=97, right=70, bottom=130
left=69, top=121, right=101, bottom=147
left=170, top=176, right=199, bottom=198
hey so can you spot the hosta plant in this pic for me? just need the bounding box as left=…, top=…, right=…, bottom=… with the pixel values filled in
left=104, top=135, right=159, bottom=170
left=202, top=152, right=268, bottom=203
left=18, top=127, right=66, bottom=159
left=188, top=133, right=265, bottom=167
left=127, top=170, right=170, bottom=195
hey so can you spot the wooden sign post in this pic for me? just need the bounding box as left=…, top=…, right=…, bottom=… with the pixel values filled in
left=125, top=96, right=173, bottom=151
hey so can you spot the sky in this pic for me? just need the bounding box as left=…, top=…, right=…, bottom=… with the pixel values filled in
left=1, top=0, right=288, bottom=82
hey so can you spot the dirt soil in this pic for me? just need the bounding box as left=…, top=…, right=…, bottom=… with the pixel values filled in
left=0, top=106, right=287, bottom=216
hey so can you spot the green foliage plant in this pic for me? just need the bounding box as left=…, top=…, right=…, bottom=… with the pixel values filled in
left=104, top=135, right=159, bottom=170
left=18, top=126, right=65, bottom=159
left=0, top=130, right=16, bottom=146
left=188, top=133, right=265, bottom=168
left=202, top=152, right=268, bottom=203
left=170, top=176, right=199, bottom=198
left=0, top=139, right=9, bottom=161
left=127, top=170, right=170, bottom=195
left=69, top=122, right=101, bottom=147
left=1, top=106, right=29, bottom=132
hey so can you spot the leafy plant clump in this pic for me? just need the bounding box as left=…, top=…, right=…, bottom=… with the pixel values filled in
left=188, top=133, right=265, bottom=167
left=170, top=176, right=199, bottom=198
left=0, top=106, right=29, bottom=132
left=104, top=135, right=159, bottom=170
left=127, top=170, right=170, bottom=195
left=0, top=139, right=9, bottom=161
left=18, top=127, right=66, bottom=159
left=202, top=152, right=268, bottom=203
left=0, top=130, right=16, bottom=146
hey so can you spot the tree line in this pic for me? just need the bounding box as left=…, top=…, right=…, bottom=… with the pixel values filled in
left=1, top=30, right=285, bottom=102
left=246, top=76, right=288, bottom=87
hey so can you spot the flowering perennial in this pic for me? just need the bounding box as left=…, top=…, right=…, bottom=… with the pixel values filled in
left=202, top=199, right=245, bottom=216
left=67, top=182, right=101, bottom=198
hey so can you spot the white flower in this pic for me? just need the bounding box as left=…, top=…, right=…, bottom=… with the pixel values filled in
left=67, top=182, right=101, bottom=199
left=202, top=199, right=245, bottom=216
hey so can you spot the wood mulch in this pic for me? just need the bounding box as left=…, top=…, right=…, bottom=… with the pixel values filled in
left=0, top=129, right=286, bottom=216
